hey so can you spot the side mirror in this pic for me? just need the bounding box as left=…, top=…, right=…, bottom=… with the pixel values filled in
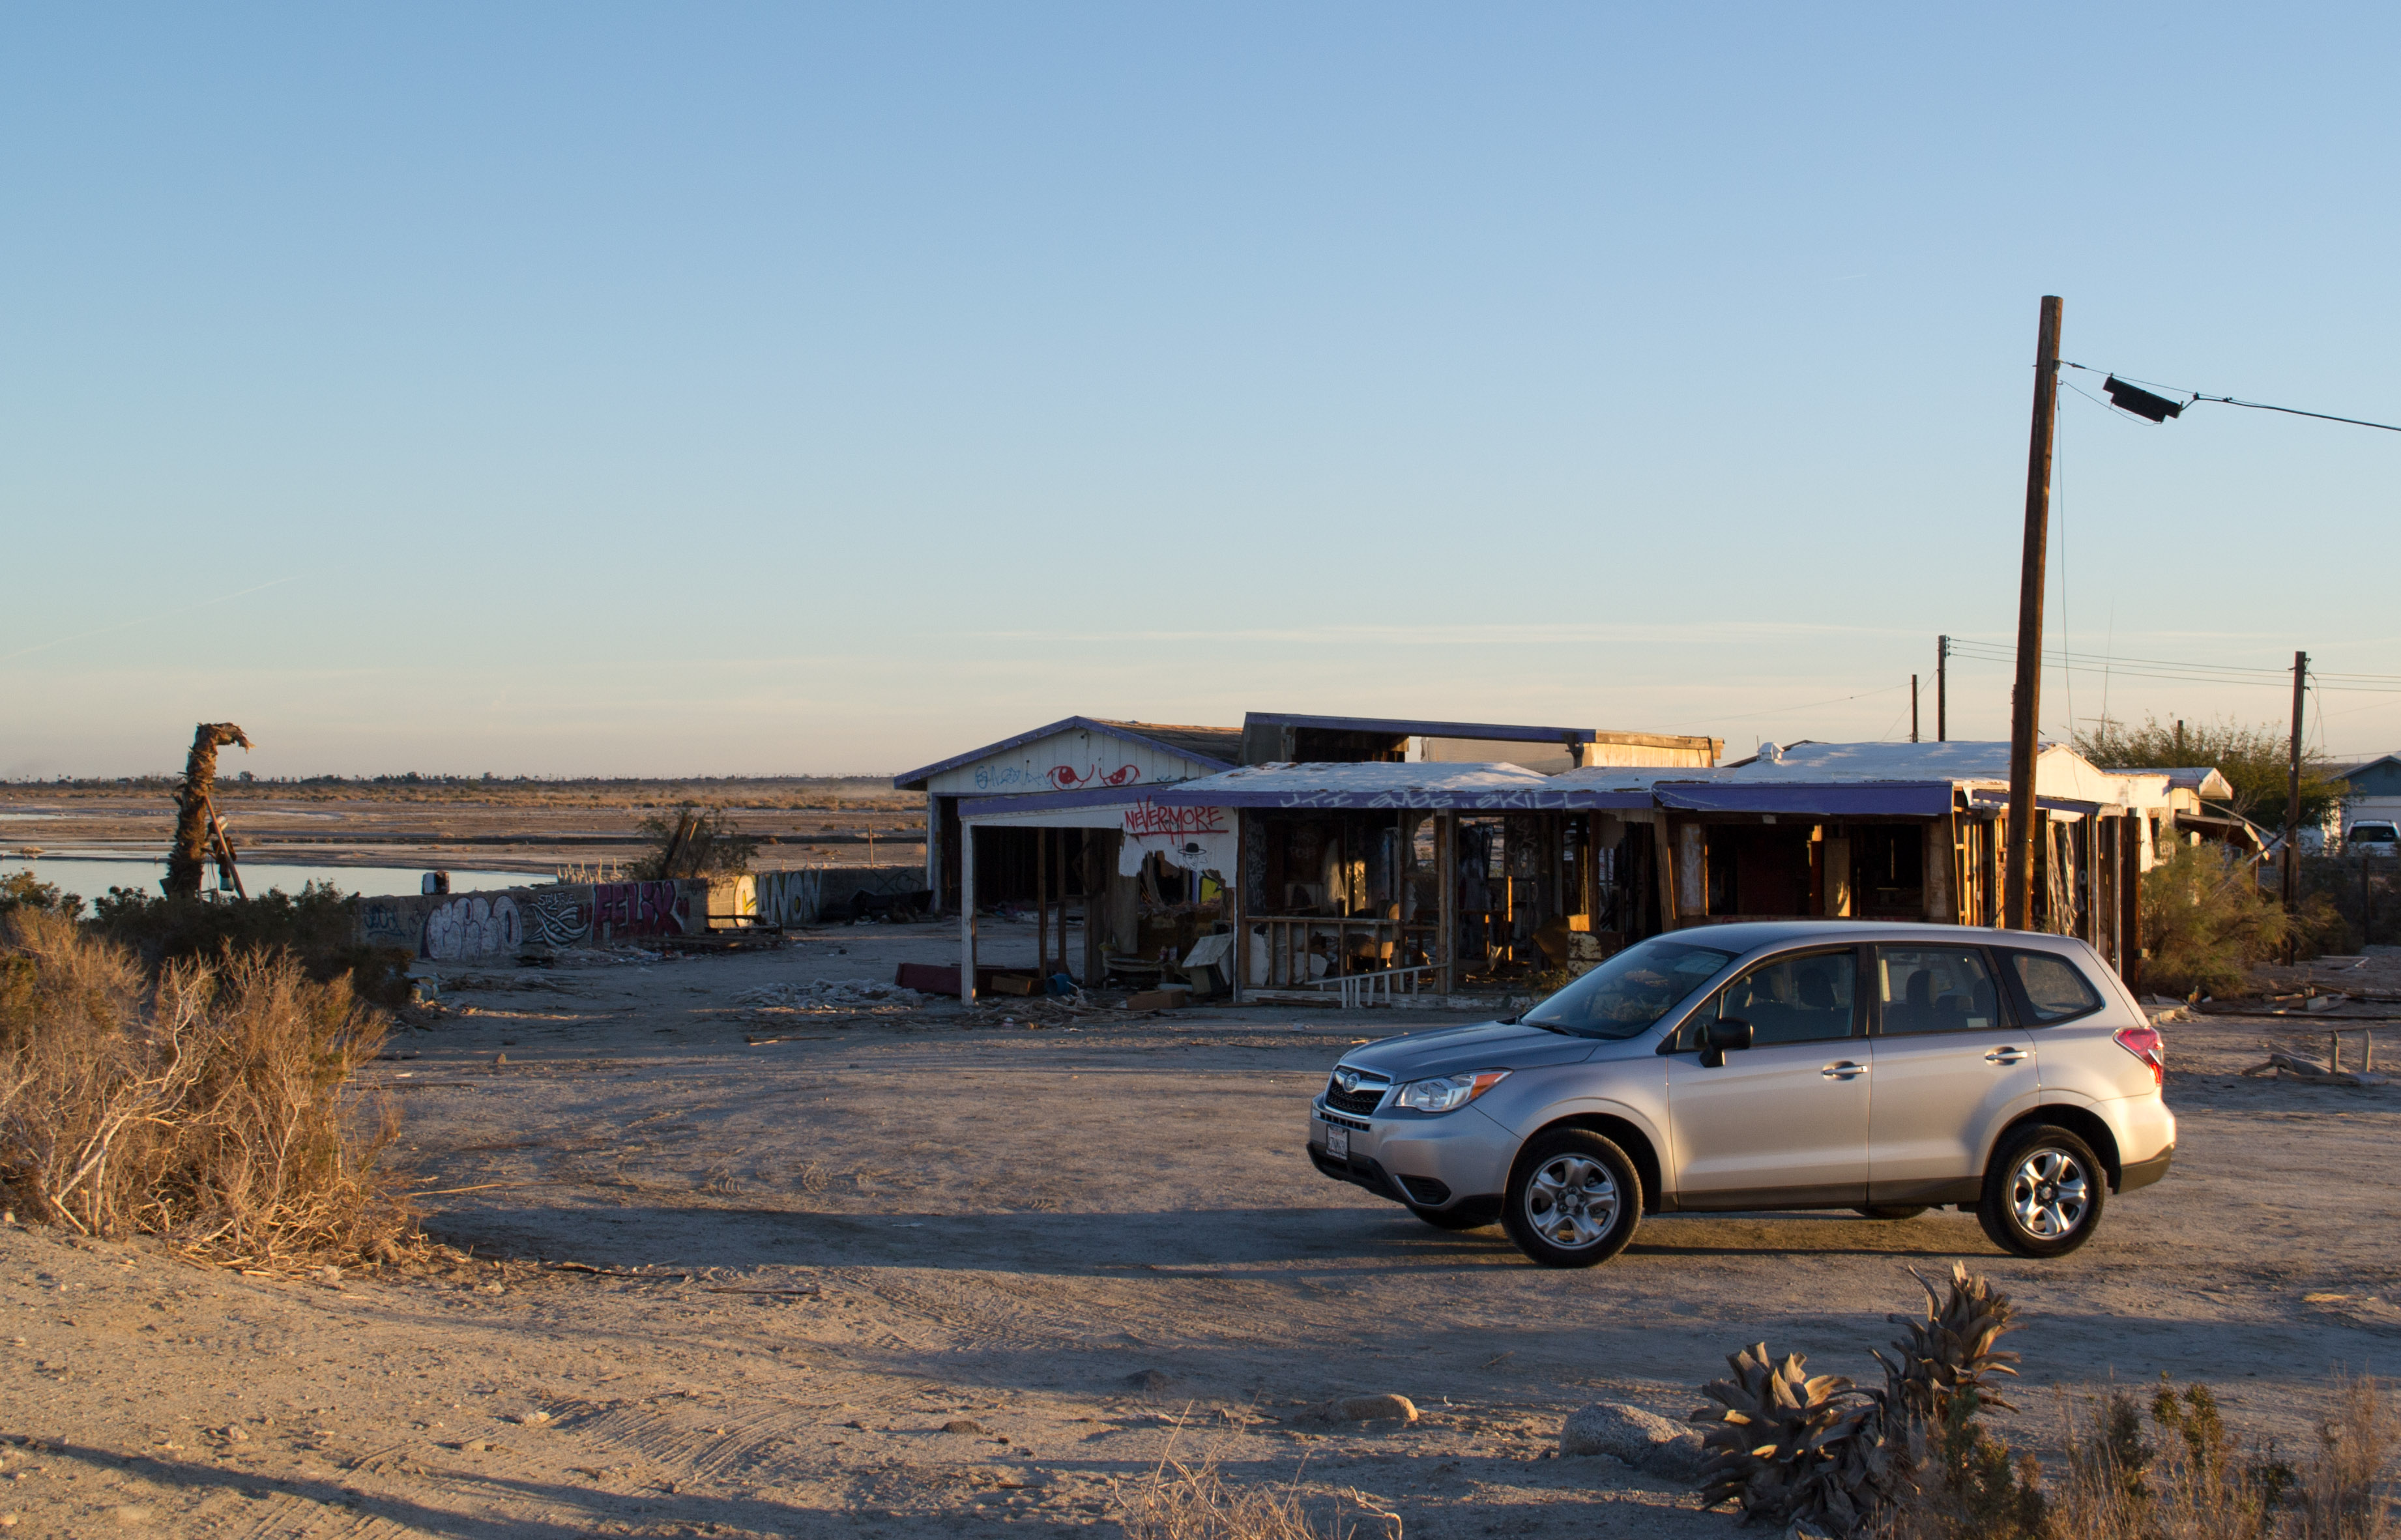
left=1698, top=1017, right=1754, bottom=1069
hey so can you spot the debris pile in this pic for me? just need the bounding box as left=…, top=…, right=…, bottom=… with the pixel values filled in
left=544, top=945, right=663, bottom=968
left=732, top=979, right=928, bottom=1013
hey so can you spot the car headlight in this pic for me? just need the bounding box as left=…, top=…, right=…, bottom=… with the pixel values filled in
left=1395, top=1069, right=1510, bottom=1113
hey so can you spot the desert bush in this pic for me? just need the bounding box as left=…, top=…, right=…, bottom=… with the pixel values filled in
left=86, top=881, right=412, bottom=1008
left=0, top=871, right=83, bottom=922
left=2291, top=1374, right=2396, bottom=1540
left=1114, top=1443, right=1399, bottom=1540
left=631, top=804, right=759, bottom=880
left=2140, top=843, right=2312, bottom=996
left=2038, top=1380, right=2293, bottom=1540
left=0, top=909, right=416, bottom=1268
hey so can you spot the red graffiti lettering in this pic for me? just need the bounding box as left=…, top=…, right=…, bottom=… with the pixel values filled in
left=1122, top=801, right=1227, bottom=837
left=590, top=880, right=690, bottom=938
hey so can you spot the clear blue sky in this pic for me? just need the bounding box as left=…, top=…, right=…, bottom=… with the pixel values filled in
left=7, top=5, right=2398, bottom=777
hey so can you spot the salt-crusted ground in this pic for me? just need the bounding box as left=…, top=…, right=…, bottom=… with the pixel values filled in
left=7, top=924, right=2400, bottom=1537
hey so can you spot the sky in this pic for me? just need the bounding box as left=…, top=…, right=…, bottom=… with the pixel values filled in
left=6, top=5, right=2400, bottom=779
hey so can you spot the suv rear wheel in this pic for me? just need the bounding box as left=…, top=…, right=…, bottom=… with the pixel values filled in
left=1979, top=1124, right=2105, bottom=1258
left=1502, top=1130, right=1640, bottom=1268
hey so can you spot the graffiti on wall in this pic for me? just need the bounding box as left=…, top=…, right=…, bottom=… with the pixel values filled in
left=1120, top=800, right=1237, bottom=878
left=422, top=894, right=523, bottom=960
left=359, top=900, right=418, bottom=950
left=592, top=880, right=688, bottom=939
left=525, top=888, right=593, bottom=948
left=972, top=761, right=1142, bottom=792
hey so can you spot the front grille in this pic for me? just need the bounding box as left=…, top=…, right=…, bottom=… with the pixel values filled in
left=1323, top=1071, right=1390, bottom=1116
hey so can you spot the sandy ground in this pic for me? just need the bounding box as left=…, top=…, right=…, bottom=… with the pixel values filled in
left=8, top=927, right=2401, bottom=1537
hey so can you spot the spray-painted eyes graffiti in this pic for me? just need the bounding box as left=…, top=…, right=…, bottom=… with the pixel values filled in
left=1044, top=763, right=1141, bottom=791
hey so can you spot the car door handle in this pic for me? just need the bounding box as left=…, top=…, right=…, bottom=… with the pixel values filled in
left=1985, top=1047, right=2028, bottom=1065
left=1822, top=1061, right=1867, bottom=1079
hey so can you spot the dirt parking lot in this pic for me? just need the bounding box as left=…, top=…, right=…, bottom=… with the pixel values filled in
left=6, top=925, right=2400, bottom=1537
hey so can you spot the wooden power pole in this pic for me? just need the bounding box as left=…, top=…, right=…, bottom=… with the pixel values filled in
left=1912, top=675, right=1920, bottom=742
left=2283, top=650, right=2308, bottom=922
left=2004, top=296, right=2063, bottom=932
left=1937, top=635, right=1949, bottom=741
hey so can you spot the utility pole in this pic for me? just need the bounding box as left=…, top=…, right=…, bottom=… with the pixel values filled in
left=2283, top=650, right=2308, bottom=933
left=1936, top=635, right=1949, bottom=741
left=1911, top=676, right=1920, bottom=742
left=2005, top=296, right=2063, bottom=932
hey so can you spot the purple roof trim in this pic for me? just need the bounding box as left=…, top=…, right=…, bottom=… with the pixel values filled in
left=1150, top=783, right=1655, bottom=812
left=1243, top=712, right=1596, bottom=744
left=893, top=716, right=1239, bottom=790
left=958, top=786, right=1163, bottom=819
left=1653, top=782, right=1960, bottom=818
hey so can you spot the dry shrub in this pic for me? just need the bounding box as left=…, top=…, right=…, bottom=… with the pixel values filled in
left=1114, top=1442, right=1400, bottom=1540
left=0, top=910, right=416, bottom=1269
left=2292, top=1375, right=2396, bottom=1540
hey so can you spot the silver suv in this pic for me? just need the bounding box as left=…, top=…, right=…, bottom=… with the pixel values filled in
left=1307, top=922, right=2174, bottom=1268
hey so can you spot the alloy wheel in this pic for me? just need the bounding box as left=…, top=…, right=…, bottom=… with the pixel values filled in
left=1524, top=1154, right=1620, bottom=1249
left=2008, top=1147, right=2090, bottom=1240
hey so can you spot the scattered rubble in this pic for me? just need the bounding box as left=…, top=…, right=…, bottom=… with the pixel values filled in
left=732, top=980, right=928, bottom=1011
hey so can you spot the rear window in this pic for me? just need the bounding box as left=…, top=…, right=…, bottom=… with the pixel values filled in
left=2355, top=825, right=2398, bottom=843
left=2002, top=950, right=2103, bottom=1024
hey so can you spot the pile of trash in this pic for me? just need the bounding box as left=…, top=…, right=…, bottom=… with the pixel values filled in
left=731, top=979, right=928, bottom=1015
left=544, top=945, right=664, bottom=968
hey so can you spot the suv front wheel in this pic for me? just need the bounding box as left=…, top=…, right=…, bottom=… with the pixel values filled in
left=1979, top=1124, right=2105, bottom=1258
left=1502, top=1130, right=1641, bottom=1268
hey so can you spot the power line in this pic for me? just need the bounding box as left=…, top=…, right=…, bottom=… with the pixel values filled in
left=2058, top=360, right=2401, bottom=434
left=1942, top=640, right=2401, bottom=695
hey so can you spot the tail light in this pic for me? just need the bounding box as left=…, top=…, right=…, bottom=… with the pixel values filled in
left=2114, top=1025, right=2165, bottom=1088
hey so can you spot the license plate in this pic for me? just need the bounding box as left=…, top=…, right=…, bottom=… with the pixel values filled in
left=1326, top=1126, right=1350, bottom=1161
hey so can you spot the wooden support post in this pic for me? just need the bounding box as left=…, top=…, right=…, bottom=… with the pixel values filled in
left=2006, top=295, right=2064, bottom=931
left=2119, top=811, right=2142, bottom=985
left=1084, top=831, right=1105, bottom=986
left=2282, top=650, right=2308, bottom=948
left=1436, top=813, right=1456, bottom=996
left=1655, top=819, right=1678, bottom=932
left=960, top=823, right=978, bottom=1004
left=1034, top=827, right=1048, bottom=982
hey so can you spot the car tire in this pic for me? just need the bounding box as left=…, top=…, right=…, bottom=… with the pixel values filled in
left=1408, top=1204, right=1493, bottom=1232
left=1978, top=1124, right=2106, bottom=1258
left=1502, top=1130, right=1641, bottom=1268
left=1856, top=1205, right=1928, bottom=1221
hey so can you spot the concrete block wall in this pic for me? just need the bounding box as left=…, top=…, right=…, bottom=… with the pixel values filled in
left=753, top=865, right=930, bottom=927
left=357, top=878, right=718, bottom=961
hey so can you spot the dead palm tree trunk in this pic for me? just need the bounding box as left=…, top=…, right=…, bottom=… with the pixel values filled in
left=165, top=723, right=251, bottom=898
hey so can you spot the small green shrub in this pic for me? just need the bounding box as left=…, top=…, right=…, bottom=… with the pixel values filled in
left=2141, top=843, right=2298, bottom=997
left=0, top=871, right=83, bottom=922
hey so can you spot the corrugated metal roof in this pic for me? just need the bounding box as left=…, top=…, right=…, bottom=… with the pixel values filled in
left=891, top=716, right=1239, bottom=791
left=1242, top=711, right=1598, bottom=745
left=1151, top=761, right=1634, bottom=810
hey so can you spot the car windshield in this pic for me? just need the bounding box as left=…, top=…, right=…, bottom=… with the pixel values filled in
left=1521, top=937, right=1739, bottom=1039
left=2358, top=826, right=2397, bottom=843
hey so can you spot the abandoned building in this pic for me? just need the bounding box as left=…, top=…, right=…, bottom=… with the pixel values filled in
left=899, top=712, right=1719, bottom=1002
